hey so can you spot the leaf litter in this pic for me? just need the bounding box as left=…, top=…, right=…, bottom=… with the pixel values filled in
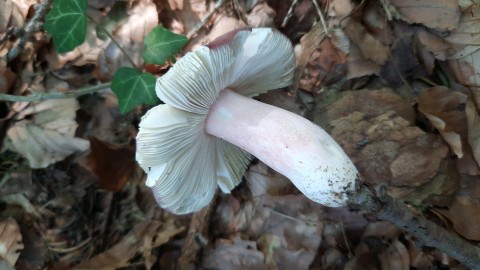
left=1, top=0, right=480, bottom=269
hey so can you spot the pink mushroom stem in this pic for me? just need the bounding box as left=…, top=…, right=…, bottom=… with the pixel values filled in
left=205, top=89, right=358, bottom=206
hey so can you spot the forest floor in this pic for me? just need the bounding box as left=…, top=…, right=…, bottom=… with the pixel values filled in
left=1, top=0, right=480, bottom=269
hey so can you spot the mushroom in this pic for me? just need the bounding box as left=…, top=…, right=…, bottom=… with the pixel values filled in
left=136, top=28, right=358, bottom=214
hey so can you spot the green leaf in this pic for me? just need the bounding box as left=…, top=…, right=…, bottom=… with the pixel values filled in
left=142, top=25, right=188, bottom=65
left=95, top=1, right=128, bottom=41
left=45, top=0, right=88, bottom=53
left=111, top=67, right=159, bottom=114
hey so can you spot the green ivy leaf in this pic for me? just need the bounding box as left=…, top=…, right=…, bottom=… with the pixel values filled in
left=142, top=25, right=188, bottom=65
left=45, top=0, right=88, bottom=53
left=111, top=67, right=159, bottom=114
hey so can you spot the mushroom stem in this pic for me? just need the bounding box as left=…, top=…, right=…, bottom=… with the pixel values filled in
left=205, top=89, right=358, bottom=206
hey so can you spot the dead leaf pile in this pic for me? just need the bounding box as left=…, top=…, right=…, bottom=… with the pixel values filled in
left=2, top=0, right=480, bottom=269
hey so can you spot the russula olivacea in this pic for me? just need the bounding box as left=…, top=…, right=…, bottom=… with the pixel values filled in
left=136, top=28, right=358, bottom=214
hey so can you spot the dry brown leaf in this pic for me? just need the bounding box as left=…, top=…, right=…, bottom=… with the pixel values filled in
left=73, top=219, right=184, bottom=269
left=379, top=34, right=425, bottom=87
left=342, top=19, right=390, bottom=65
left=5, top=99, right=90, bottom=168
left=346, top=44, right=381, bottom=79
left=0, top=218, right=23, bottom=267
left=387, top=0, right=460, bottom=30
left=293, top=23, right=326, bottom=91
left=417, top=86, right=480, bottom=174
left=415, top=28, right=451, bottom=62
left=466, top=100, right=480, bottom=167
left=246, top=3, right=276, bottom=28
left=81, top=137, right=136, bottom=192
left=445, top=4, right=480, bottom=47
left=167, top=0, right=183, bottom=10
left=0, top=0, right=24, bottom=32
left=245, top=162, right=291, bottom=197
left=202, top=237, right=267, bottom=270
left=379, top=239, right=409, bottom=270
left=298, top=38, right=347, bottom=92
left=116, top=1, right=158, bottom=43
left=0, top=66, right=16, bottom=94
left=438, top=195, right=480, bottom=240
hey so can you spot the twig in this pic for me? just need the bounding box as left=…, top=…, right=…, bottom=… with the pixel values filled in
left=7, top=0, right=53, bottom=62
left=86, top=15, right=140, bottom=71
left=186, top=0, right=227, bottom=39
left=311, top=0, right=329, bottom=35
left=281, top=0, right=299, bottom=28
left=0, top=83, right=111, bottom=102
left=349, top=183, right=480, bottom=270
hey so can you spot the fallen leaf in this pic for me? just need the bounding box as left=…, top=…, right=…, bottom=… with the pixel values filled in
left=11, top=0, right=37, bottom=18
left=0, top=218, right=23, bottom=267
left=342, top=19, right=390, bottom=65
left=293, top=23, right=326, bottom=91
left=115, top=0, right=158, bottom=43
left=379, top=239, right=409, bottom=270
left=202, top=237, right=267, bottom=270
left=346, top=44, right=381, bottom=79
left=466, top=100, right=480, bottom=167
left=167, top=0, right=183, bottom=10
left=246, top=3, right=276, bottom=28
left=0, top=66, right=16, bottom=93
left=379, top=34, right=425, bottom=87
left=438, top=195, right=480, bottom=241
left=387, top=0, right=460, bottom=30
left=82, top=137, right=136, bottom=192
left=5, top=98, right=90, bottom=168
left=0, top=0, right=24, bottom=32
left=417, top=86, right=480, bottom=174
left=298, top=38, right=347, bottom=92
left=73, top=219, right=184, bottom=269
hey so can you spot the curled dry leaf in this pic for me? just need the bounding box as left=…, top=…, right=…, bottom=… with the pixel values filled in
left=417, top=86, right=480, bottom=174
left=387, top=0, right=460, bottom=30
left=437, top=195, right=480, bottom=241
left=0, top=218, right=23, bottom=267
left=5, top=98, right=90, bottom=168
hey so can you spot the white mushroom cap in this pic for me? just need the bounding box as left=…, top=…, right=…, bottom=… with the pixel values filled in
left=136, top=28, right=295, bottom=214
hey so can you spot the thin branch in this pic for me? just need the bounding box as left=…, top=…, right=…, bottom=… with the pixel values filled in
left=311, top=0, right=329, bottom=35
left=186, top=0, right=227, bottom=39
left=349, top=183, right=480, bottom=270
left=87, top=15, right=140, bottom=70
left=0, top=83, right=111, bottom=102
left=281, top=0, right=299, bottom=28
left=7, top=0, right=53, bottom=61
